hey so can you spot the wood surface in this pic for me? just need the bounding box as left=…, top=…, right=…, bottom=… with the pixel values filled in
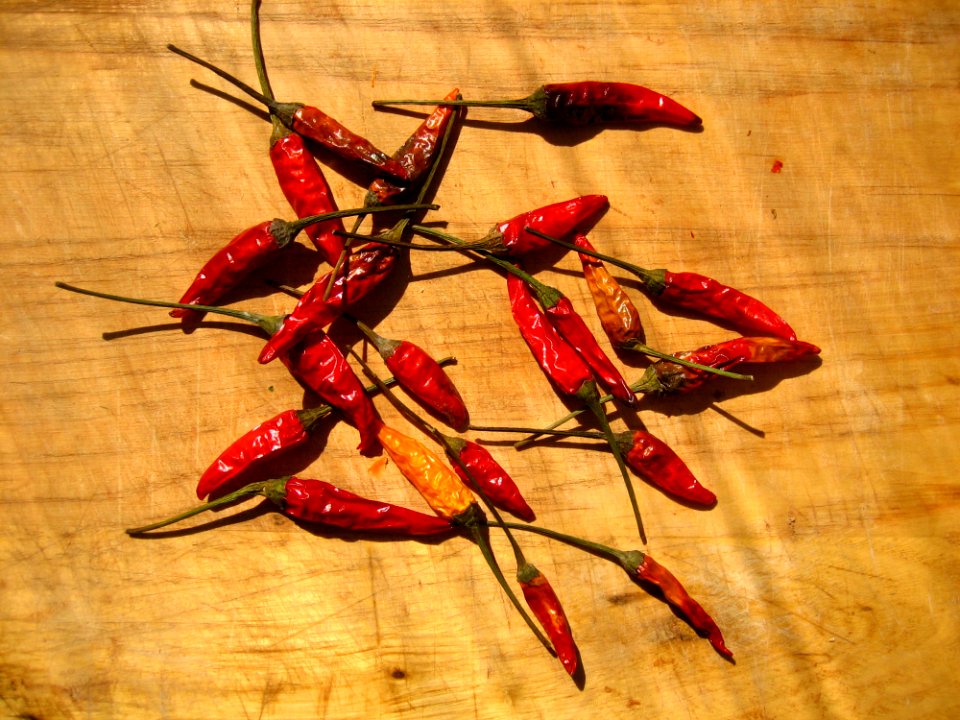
left=2, top=1, right=959, bottom=718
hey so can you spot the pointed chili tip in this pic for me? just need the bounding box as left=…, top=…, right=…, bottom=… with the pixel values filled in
left=710, top=632, right=734, bottom=660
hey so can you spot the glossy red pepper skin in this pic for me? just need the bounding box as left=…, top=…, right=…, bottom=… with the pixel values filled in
left=383, top=341, right=470, bottom=432
left=638, top=337, right=821, bottom=395
left=282, top=332, right=383, bottom=456
left=545, top=295, right=637, bottom=406
left=195, top=409, right=311, bottom=501
left=448, top=438, right=534, bottom=522
left=518, top=563, right=578, bottom=676
left=507, top=272, right=594, bottom=397
left=289, top=104, right=409, bottom=180
left=270, top=132, right=344, bottom=266
left=655, top=270, right=797, bottom=341
left=618, top=430, right=716, bottom=507
left=259, top=245, right=398, bottom=364
left=170, top=219, right=292, bottom=321
left=626, top=551, right=732, bottom=659
left=536, top=82, right=701, bottom=128
left=271, top=476, right=454, bottom=536
left=484, top=195, right=609, bottom=257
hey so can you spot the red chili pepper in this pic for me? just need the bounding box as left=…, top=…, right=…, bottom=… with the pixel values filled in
left=622, top=550, right=732, bottom=659
left=258, top=244, right=398, bottom=364
left=616, top=430, right=716, bottom=507
left=518, top=563, right=578, bottom=676
left=356, top=320, right=469, bottom=432
left=636, top=337, right=821, bottom=395
left=373, top=81, right=702, bottom=128
left=481, top=195, right=609, bottom=257
left=270, top=132, right=345, bottom=266
left=127, top=476, right=454, bottom=537
left=281, top=331, right=383, bottom=456
left=445, top=437, right=535, bottom=522
left=575, top=234, right=644, bottom=347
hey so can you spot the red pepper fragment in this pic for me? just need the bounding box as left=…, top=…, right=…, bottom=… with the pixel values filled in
left=636, top=337, right=821, bottom=395
left=518, top=563, right=578, bottom=676
left=281, top=331, right=384, bottom=456
left=622, top=550, right=732, bottom=659
left=482, top=195, right=609, bottom=257
left=446, top=437, right=535, bottom=522
left=617, top=430, right=716, bottom=507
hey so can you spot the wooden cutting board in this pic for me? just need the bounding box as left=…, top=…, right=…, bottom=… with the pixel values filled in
left=2, top=1, right=958, bottom=718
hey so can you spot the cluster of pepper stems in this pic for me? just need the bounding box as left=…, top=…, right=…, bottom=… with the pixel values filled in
left=58, top=0, right=821, bottom=678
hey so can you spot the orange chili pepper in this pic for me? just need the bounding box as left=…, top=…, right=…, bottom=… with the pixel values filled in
left=575, top=234, right=643, bottom=347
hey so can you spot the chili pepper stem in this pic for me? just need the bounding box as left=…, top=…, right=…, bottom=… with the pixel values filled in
left=620, top=342, right=754, bottom=381
left=489, top=519, right=630, bottom=565
left=334, top=229, right=489, bottom=251
left=523, top=226, right=659, bottom=285
left=469, top=425, right=602, bottom=440
left=373, top=98, right=533, bottom=111
left=285, top=202, right=439, bottom=236
left=126, top=480, right=271, bottom=534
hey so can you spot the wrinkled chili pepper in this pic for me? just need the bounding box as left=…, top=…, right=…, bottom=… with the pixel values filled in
left=575, top=234, right=644, bottom=347
left=377, top=424, right=476, bottom=520
left=478, top=195, right=609, bottom=257
left=622, top=550, right=733, bottom=659
left=354, top=319, right=470, bottom=432
left=167, top=44, right=410, bottom=180
left=127, top=476, right=454, bottom=537
left=616, top=430, right=716, bottom=507
left=282, top=331, right=383, bottom=456
left=258, top=243, right=398, bottom=364
left=518, top=563, right=578, bottom=676
left=373, top=81, right=702, bottom=128
left=445, top=437, right=535, bottom=522
left=635, top=337, right=821, bottom=396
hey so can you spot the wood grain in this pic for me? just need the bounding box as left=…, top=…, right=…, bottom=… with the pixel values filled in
left=2, top=1, right=958, bottom=718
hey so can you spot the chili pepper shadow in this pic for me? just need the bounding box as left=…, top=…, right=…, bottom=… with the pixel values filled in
left=101, top=320, right=268, bottom=342
left=287, top=516, right=460, bottom=547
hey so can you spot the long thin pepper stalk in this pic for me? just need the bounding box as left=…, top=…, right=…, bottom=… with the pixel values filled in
left=126, top=481, right=270, bottom=534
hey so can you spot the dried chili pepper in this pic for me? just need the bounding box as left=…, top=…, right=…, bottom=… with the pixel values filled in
left=126, top=476, right=454, bottom=537
left=167, top=44, right=410, bottom=180
left=635, top=337, right=821, bottom=396
left=282, top=331, right=384, bottom=457
left=518, top=563, right=578, bottom=676
left=373, top=81, right=702, bottom=128
left=575, top=234, right=644, bottom=347
left=617, top=430, right=716, bottom=507
left=353, top=318, right=469, bottom=432
left=445, top=437, right=535, bottom=522
left=477, top=195, right=609, bottom=257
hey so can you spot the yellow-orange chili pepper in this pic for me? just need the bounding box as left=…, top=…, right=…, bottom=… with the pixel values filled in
left=575, top=234, right=643, bottom=347
left=378, top=425, right=476, bottom=520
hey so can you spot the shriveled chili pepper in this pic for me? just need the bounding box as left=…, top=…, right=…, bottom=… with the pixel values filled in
left=282, top=331, right=384, bottom=457
left=258, top=243, right=398, bottom=364
left=477, top=195, right=609, bottom=257
left=445, top=437, right=535, bottom=522
left=353, top=318, right=469, bottom=432
left=617, top=430, right=716, bottom=507
left=575, top=234, right=644, bottom=347
left=126, top=476, right=454, bottom=537
left=517, top=563, right=578, bottom=675
left=167, top=44, right=410, bottom=180
left=373, top=81, right=702, bottom=128
left=635, top=336, right=821, bottom=396
left=528, top=231, right=798, bottom=341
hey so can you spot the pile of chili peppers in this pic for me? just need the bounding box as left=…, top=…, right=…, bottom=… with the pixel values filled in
left=58, top=0, right=821, bottom=679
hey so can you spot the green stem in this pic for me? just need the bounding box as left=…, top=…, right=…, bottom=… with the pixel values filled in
left=372, top=98, right=532, bottom=111
left=126, top=480, right=271, bottom=534
left=285, top=202, right=439, bottom=236
left=167, top=44, right=286, bottom=114
left=334, top=229, right=489, bottom=251
left=523, top=226, right=660, bottom=286
left=250, top=0, right=286, bottom=143
left=468, top=424, right=602, bottom=440
left=54, top=282, right=283, bottom=335
left=620, top=341, right=753, bottom=381
left=489, top=520, right=631, bottom=567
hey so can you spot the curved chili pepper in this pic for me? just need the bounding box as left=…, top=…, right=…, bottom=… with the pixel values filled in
left=127, top=476, right=453, bottom=537
left=635, top=337, right=821, bottom=396
left=373, top=81, right=702, bottom=128
left=445, top=437, right=535, bottom=522
left=518, top=563, right=578, bottom=676
left=356, top=320, right=469, bottom=432
left=282, top=331, right=383, bottom=456
left=258, top=244, right=398, bottom=364
left=377, top=424, right=475, bottom=520
left=616, top=430, right=716, bottom=507
left=621, top=550, right=732, bottom=659
left=270, top=132, right=345, bottom=266
left=575, top=234, right=644, bottom=347
left=481, top=195, right=609, bottom=257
